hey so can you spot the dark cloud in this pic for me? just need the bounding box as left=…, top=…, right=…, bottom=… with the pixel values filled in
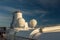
left=0, top=0, right=60, bottom=26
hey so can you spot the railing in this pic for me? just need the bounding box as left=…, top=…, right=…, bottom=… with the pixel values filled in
left=14, top=36, right=36, bottom=40
left=7, top=35, right=36, bottom=40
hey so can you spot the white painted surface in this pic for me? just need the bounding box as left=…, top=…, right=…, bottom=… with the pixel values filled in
left=29, top=19, right=37, bottom=28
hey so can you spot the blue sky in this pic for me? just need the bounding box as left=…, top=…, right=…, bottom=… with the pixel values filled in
left=0, top=0, right=60, bottom=27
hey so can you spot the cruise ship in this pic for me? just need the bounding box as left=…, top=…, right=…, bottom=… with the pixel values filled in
left=0, top=11, right=60, bottom=40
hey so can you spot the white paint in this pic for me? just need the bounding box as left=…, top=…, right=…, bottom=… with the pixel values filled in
left=43, top=26, right=60, bottom=33
left=15, top=11, right=22, bottom=19
left=18, top=18, right=25, bottom=27
left=25, top=22, right=29, bottom=30
left=29, top=19, right=37, bottom=28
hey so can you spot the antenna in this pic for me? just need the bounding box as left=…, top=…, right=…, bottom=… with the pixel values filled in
left=10, top=12, right=15, bottom=29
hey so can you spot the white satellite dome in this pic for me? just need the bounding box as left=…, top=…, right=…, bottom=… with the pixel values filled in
left=29, top=19, right=37, bottom=28
left=18, top=18, right=25, bottom=27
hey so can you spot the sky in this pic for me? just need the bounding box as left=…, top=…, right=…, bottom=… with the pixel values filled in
left=0, top=0, right=60, bottom=27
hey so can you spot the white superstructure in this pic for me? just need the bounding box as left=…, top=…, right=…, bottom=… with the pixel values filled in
left=15, top=11, right=22, bottom=19
left=8, top=11, right=60, bottom=40
left=13, top=11, right=26, bottom=28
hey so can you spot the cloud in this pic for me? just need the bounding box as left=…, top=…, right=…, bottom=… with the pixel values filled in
left=22, top=9, right=48, bottom=15
left=38, top=0, right=59, bottom=5
left=18, top=0, right=24, bottom=2
left=17, top=0, right=59, bottom=10
left=0, top=13, right=12, bottom=23
left=32, top=10, right=47, bottom=14
left=0, top=0, right=15, bottom=2
left=0, top=13, right=12, bottom=27
left=0, top=15, right=11, bottom=27
left=0, top=15, right=11, bottom=20
left=0, top=6, right=47, bottom=18
left=33, top=10, right=48, bottom=18
left=37, top=0, right=60, bottom=8
left=0, top=6, right=19, bottom=12
left=42, top=19, right=48, bottom=22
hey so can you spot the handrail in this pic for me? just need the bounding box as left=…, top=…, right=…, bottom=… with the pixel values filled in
left=15, top=36, right=36, bottom=40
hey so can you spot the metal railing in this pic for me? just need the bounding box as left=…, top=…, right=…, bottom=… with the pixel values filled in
left=7, top=35, right=36, bottom=40
left=14, top=36, right=36, bottom=40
